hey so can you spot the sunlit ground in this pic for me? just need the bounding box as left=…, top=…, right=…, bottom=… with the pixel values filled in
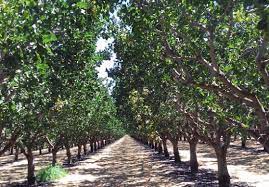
left=167, top=139, right=269, bottom=187
left=0, top=136, right=267, bottom=186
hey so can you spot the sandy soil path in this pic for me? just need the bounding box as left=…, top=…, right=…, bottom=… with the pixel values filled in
left=52, top=135, right=219, bottom=187
left=0, top=135, right=267, bottom=186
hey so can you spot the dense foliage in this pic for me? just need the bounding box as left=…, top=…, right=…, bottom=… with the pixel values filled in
left=0, top=0, right=125, bottom=185
left=110, top=1, right=269, bottom=186
left=1, top=0, right=269, bottom=186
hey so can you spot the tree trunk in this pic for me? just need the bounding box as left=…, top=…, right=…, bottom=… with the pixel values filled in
left=97, top=141, right=100, bottom=149
left=143, top=138, right=148, bottom=145
left=150, top=140, right=154, bottom=149
left=162, top=139, right=169, bottom=158
left=48, top=147, right=51, bottom=153
left=215, top=147, right=230, bottom=187
left=0, top=132, right=18, bottom=156
left=158, top=142, right=163, bottom=154
left=189, top=140, right=198, bottom=173
left=9, top=146, right=14, bottom=155
left=94, top=142, right=97, bottom=151
left=52, top=148, right=57, bottom=166
left=25, top=148, right=35, bottom=185
left=90, top=142, right=94, bottom=152
left=241, top=136, right=246, bottom=148
left=233, top=134, right=237, bottom=141
left=101, top=140, right=104, bottom=147
left=39, top=147, right=42, bottom=155
left=77, top=144, right=82, bottom=159
left=83, top=143, right=87, bottom=155
left=106, top=139, right=109, bottom=145
left=65, top=143, right=72, bottom=165
left=260, top=138, right=269, bottom=152
left=154, top=142, right=158, bottom=151
left=249, top=129, right=269, bottom=152
left=172, top=140, right=181, bottom=163
left=14, top=146, right=19, bottom=161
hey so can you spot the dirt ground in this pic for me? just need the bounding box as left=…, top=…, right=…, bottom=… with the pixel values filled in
left=167, top=139, right=269, bottom=187
left=0, top=144, right=80, bottom=186
left=0, top=135, right=268, bottom=186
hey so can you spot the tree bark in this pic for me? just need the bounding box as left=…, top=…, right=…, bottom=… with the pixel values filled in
left=154, top=142, right=158, bottom=151
left=94, top=142, right=97, bottom=151
left=90, top=142, right=94, bottom=152
left=189, top=139, right=198, bottom=173
left=241, top=136, right=246, bottom=148
left=158, top=142, right=163, bottom=154
left=25, top=148, right=36, bottom=185
left=83, top=143, right=87, bottom=155
left=162, top=139, right=169, bottom=158
left=0, top=130, right=19, bottom=156
left=233, top=134, right=237, bottom=141
left=14, top=145, right=19, bottom=161
left=215, top=147, right=230, bottom=187
left=150, top=140, right=154, bottom=149
left=9, top=146, right=14, bottom=155
left=52, top=148, right=57, bottom=166
left=77, top=144, right=82, bottom=159
left=249, top=130, right=269, bottom=152
left=64, top=142, right=72, bottom=165
left=97, top=141, right=100, bottom=149
left=172, top=140, right=181, bottom=163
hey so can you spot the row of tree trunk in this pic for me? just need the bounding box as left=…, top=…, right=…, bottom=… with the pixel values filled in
left=6, top=138, right=114, bottom=185
left=136, top=136, right=231, bottom=187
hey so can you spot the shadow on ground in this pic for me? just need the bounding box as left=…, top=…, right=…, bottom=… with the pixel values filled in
left=1, top=136, right=262, bottom=187
left=49, top=136, right=251, bottom=187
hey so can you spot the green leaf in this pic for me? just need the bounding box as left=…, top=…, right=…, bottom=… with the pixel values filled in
left=42, top=33, right=57, bottom=44
left=76, top=1, right=88, bottom=9
left=36, top=63, right=49, bottom=76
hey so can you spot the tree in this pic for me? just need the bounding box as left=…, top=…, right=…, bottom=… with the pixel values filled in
left=0, top=0, right=123, bottom=185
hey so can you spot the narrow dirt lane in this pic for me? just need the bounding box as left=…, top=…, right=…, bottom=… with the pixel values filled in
left=52, top=135, right=241, bottom=187
left=0, top=135, right=254, bottom=186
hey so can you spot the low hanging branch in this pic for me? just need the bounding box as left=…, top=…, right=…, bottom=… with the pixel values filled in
left=0, top=129, right=21, bottom=156
left=161, top=18, right=269, bottom=131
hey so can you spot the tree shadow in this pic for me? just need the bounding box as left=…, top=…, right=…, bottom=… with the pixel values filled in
left=0, top=144, right=94, bottom=186
left=199, top=141, right=269, bottom=175
left=0, top=137, right=260, bottom=187
left=47, top=137, right=251, bottom=187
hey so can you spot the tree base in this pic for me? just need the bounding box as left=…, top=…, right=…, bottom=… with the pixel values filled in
left=218, top=175, right=230, bottom=187
left=27, top=176, right=36, bottom=185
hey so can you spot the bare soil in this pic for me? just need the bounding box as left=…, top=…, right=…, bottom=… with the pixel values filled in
left=0, top=135, right=267, bottom=186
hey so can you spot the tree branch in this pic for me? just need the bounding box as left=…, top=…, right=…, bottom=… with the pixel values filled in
left=256, top=37, right=269, bottom=87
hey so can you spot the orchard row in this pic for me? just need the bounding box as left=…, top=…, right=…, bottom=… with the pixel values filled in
left=110, top=1, right=269, bottom=187
left=0, top=0, right=124, bottom=185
